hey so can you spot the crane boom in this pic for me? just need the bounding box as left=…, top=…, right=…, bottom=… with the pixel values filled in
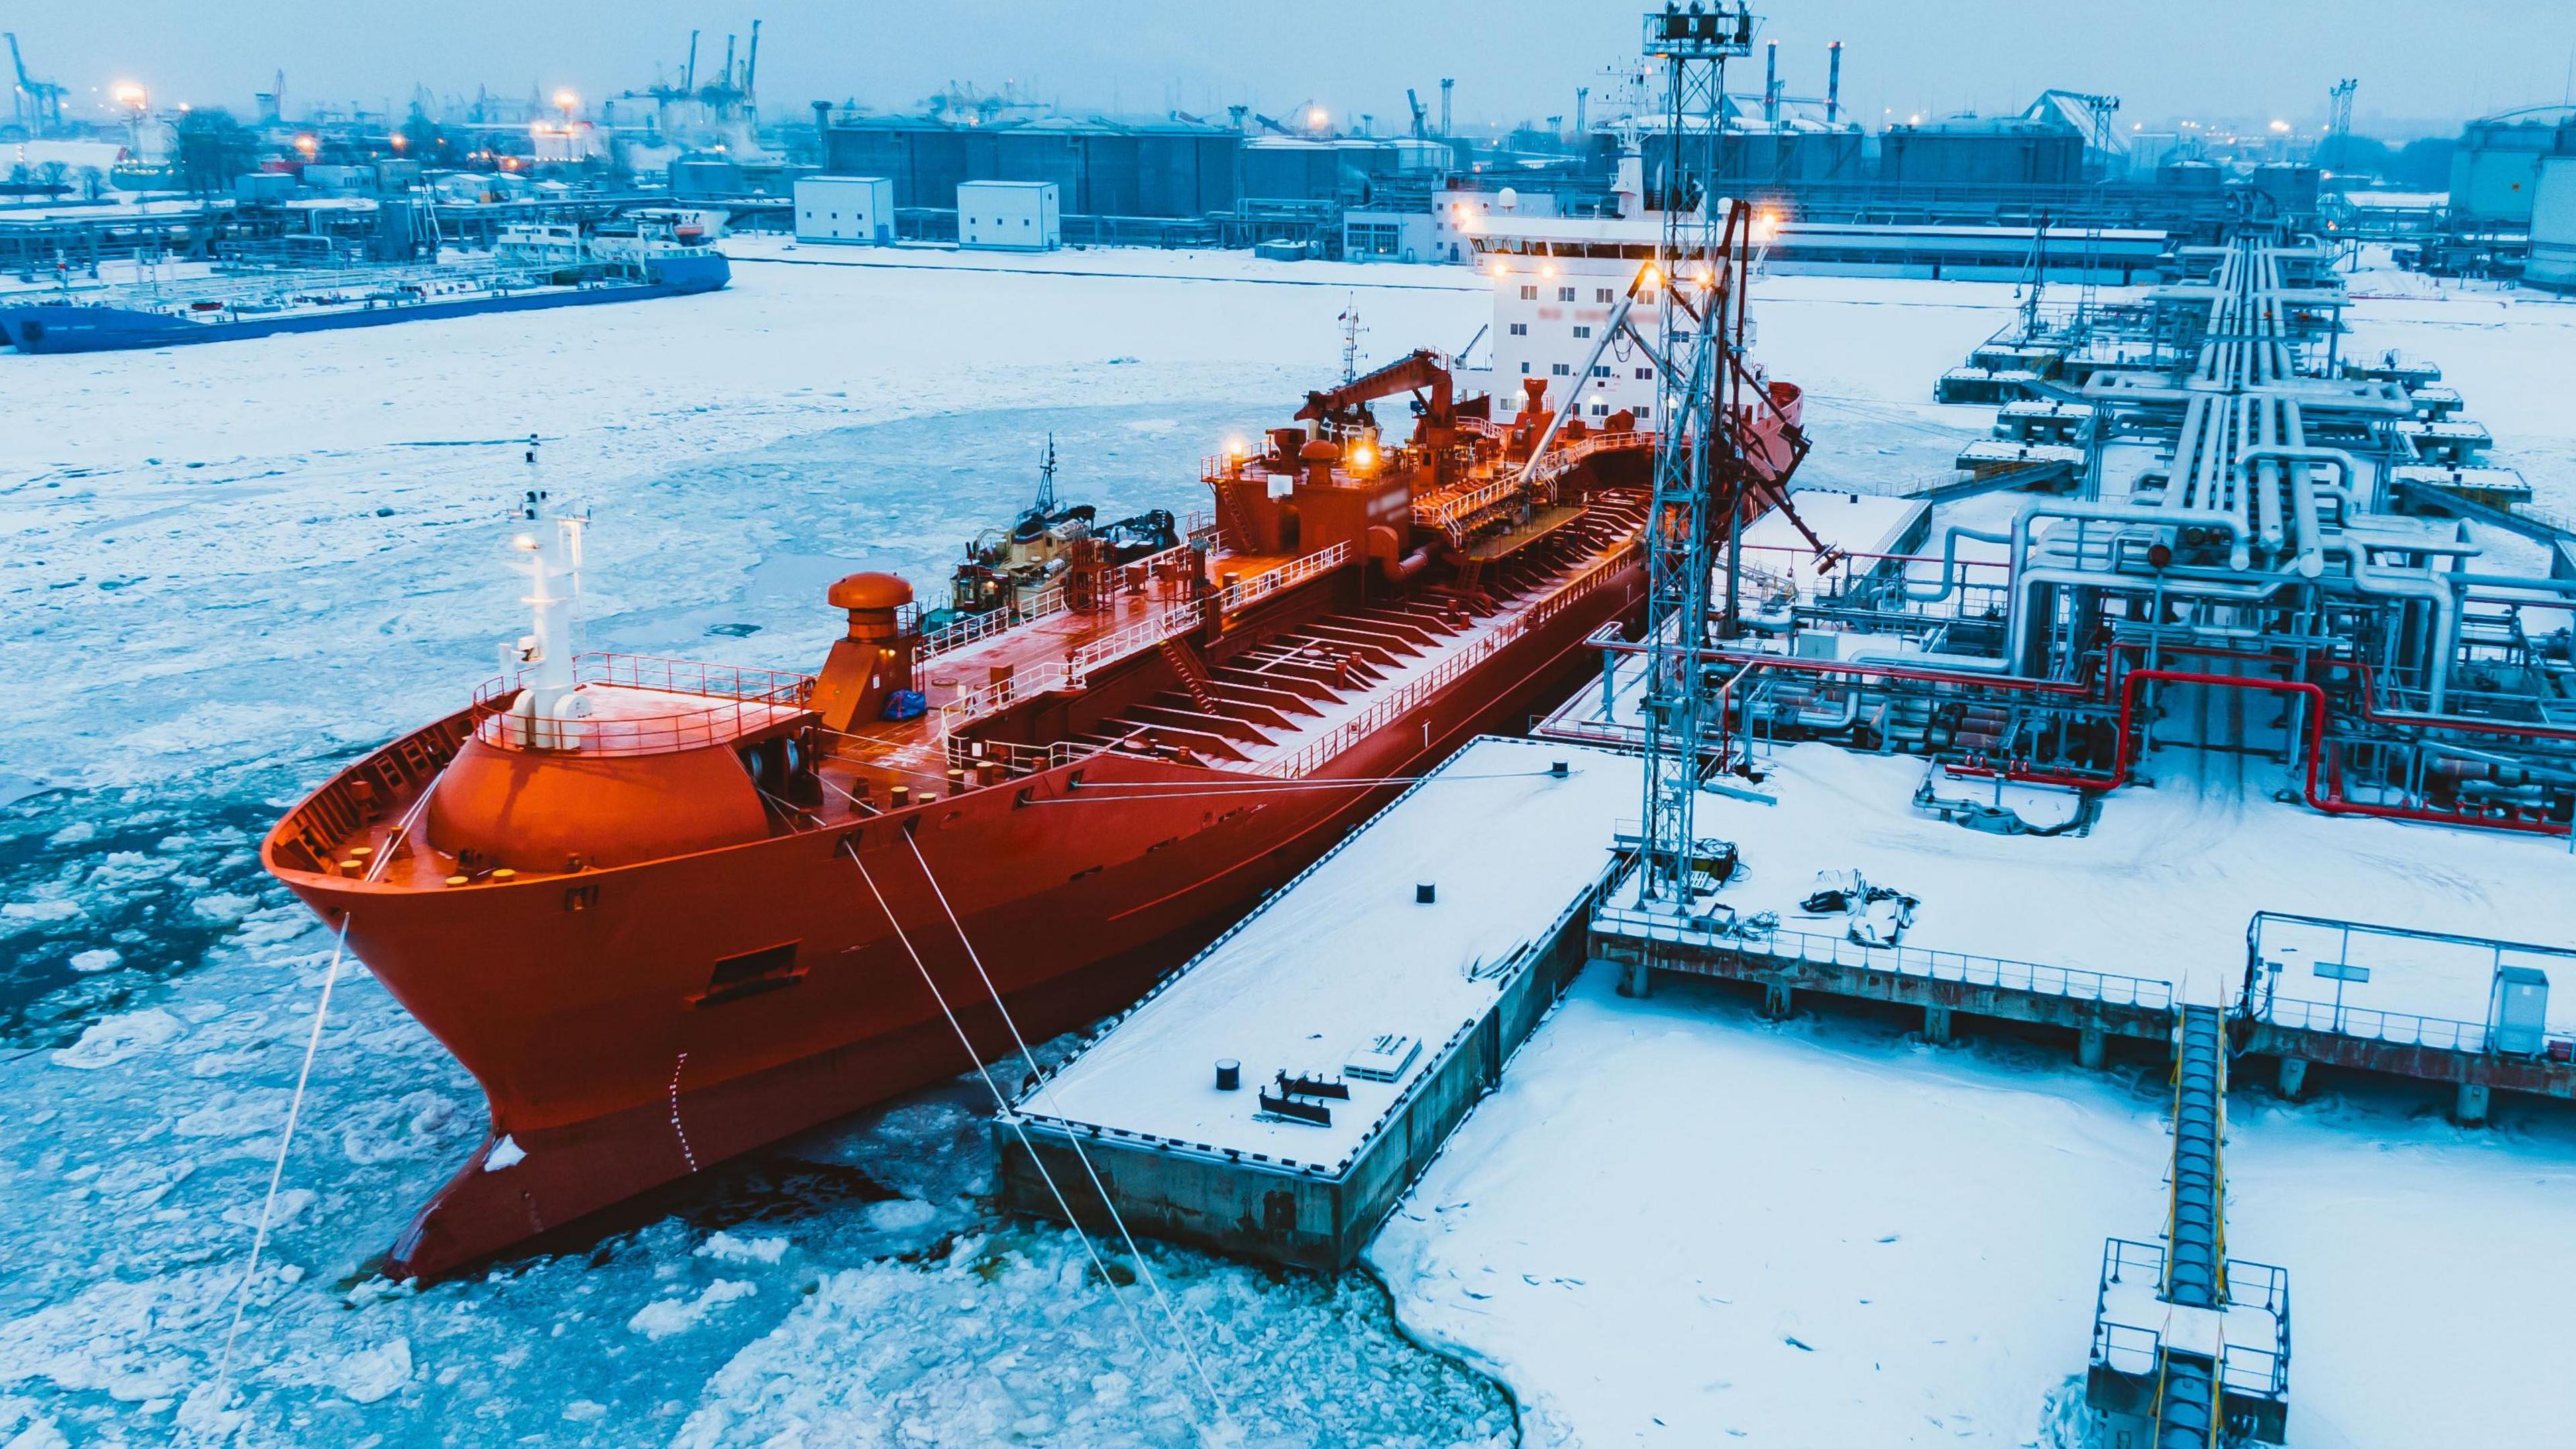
left=1294, top=347, right=1454, bottom=432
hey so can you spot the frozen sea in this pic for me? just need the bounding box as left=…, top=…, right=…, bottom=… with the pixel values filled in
left=5, top=241, right=2573, bottom=1447
left=1, top=248, right=1520, bottom=1448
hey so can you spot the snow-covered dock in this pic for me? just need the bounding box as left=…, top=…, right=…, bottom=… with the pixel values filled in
left=994, top=737, right=1638, bottom=1269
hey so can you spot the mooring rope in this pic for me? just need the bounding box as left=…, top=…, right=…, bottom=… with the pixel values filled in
left=898, top=832, right=1238, bottom=1419
left=841, top=840, right=1233, bottom=1436
left=198, top=784, right=435, bottom=1436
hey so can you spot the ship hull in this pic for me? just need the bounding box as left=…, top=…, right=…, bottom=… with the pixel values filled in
left=0, top=254, right=729, bottom=354
left=280, top=553, right=1641, bottom=1278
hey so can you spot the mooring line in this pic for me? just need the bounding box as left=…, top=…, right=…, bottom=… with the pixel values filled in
left=900, top=832, right=1238, bottom=1422
left=841, top=839, right=1230, bottom=1434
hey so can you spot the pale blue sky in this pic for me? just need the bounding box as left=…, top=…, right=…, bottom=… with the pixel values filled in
left=19, top=1, right=2575, bottom=138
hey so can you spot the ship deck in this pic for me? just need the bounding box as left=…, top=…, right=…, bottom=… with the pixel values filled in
left=276, top=490, right=1648, bottom=892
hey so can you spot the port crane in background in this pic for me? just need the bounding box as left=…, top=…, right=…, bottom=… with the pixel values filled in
left=7, top=32, right=67, bottom=137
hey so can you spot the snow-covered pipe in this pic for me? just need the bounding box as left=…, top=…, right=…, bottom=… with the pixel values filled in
left=1994, top=499, right=2251, bottom=672
left=2241, top=443, right=2371, bottom=581
left=2318, top=537, right=2459, bottom=710
left=2005, top=565, right=2296, bottom=678
left=1896, top=525, right=2012, bottom=604
left=2251, top=395, right=2286, bottom=557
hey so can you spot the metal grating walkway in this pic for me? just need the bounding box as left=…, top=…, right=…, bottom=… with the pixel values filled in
left=2086, top=1001, right=2290, bottom=1446
left=2153, top=1004, right=2231, bottom=1448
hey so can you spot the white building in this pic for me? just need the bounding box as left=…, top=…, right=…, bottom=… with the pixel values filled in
left=795, top=175, right=895, bottom=245
left=958, top=180, right=1061, bottom=252
left=1347, top=186, right=1566, bottom=266
left=1466, top=211, right=1669, bottom=426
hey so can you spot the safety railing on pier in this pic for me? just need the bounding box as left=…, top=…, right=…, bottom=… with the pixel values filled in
left=2088, top=1239, right=2292, bottom=1403
left=1591, top=903, right=2176, bottom=1011
left=2242, top=908, right=2576, bottom=1059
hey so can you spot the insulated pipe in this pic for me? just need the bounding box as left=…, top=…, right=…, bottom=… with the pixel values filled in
left=2166, top=392, right=2210, bottom=512
left=1896, top=525, right=2012, bottom=604
left=2242, top=443, right=2368, bottom=580
left=2318, top=537, right=2459, bottom=710
left=2252, top=395, right=2286, bottom=557
left=2006, top=565, right=2294, bottom=679
left=1996, top=499, right=2253, bottom=674
left=2279, top=395, right=2316, bottom=574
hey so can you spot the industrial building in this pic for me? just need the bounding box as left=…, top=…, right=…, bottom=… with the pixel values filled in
left=2528, top=155, right=2576, bottom=292
left=957, top=178, right=1059, bottom=250
left=793, top=174, right=894, bottom=244
left=818, top=113, right=1238, bottom=217
left=1879, top=113, right=2086, bottom=187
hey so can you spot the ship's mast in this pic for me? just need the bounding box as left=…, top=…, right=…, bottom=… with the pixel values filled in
left=1636, top=1, right=1756, bottom=909
left=1035, top=432, right=1059, bottom=516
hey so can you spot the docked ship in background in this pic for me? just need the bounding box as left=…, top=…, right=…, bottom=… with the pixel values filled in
left=262, top=273, right=1807, bottom=1277
left=0, top=220, right=727, bottom=354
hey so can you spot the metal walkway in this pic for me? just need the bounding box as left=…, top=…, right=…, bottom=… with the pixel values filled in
left=2086, top=1004, right=2291, bottom=1446
left=2153, top=1004, right=2234, bottom=1448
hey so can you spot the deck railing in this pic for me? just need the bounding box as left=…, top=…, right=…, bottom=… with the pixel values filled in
left=472, top=652, right=814, bottom=756
left=1253, top=544, right=1633, bottom=780
left=931, top=544, right=1358, bottom=735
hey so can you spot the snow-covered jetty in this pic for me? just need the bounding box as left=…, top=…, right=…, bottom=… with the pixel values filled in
left=992, top=736, right=1637, bottom=1269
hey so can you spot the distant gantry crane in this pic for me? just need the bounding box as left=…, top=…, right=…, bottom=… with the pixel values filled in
left=7, top=32, right=68, bottom=137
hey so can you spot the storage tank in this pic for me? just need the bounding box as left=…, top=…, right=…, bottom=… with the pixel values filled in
left=2448, top=106, right=2576, bottom=227
left=2528, top=154, right=2576, bottom=292
left=1879, top=114, right=2084, bottom=186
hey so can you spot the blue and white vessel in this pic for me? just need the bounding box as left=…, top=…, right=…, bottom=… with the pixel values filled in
left=0, top=223, right=729, bottom=355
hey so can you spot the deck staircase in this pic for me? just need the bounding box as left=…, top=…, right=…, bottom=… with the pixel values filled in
left=1068, top=494, right=1648, bottom=766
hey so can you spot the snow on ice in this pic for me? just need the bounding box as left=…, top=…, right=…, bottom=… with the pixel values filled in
left=3, top=240, right=2572, bottom=1447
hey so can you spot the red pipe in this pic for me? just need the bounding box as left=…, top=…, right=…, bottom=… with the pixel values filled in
left=2112, top=639, right=2576, bottom=745
left=1968, top=666, right=2569, bottom=835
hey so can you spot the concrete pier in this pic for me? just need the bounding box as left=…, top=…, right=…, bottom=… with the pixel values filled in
left=993, top=739, right=1636, bottom=1271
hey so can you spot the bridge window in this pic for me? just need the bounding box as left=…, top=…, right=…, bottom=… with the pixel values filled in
left=1558, top=286, right=1576, bottom=302
left=1596, top=288, right=1615, bottom=303
left=1519, top=284, right=1538, bottom=301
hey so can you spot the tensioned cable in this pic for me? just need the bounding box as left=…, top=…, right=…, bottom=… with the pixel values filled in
left=840, top=840, right=1231, bottom=1434
left=898, top=832, right=1239, bottom=1418
left=199, top=782, right=437, bottom=1438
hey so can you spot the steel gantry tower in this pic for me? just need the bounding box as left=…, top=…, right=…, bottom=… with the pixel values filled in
left=1635, top=2, right=1757, bottom=908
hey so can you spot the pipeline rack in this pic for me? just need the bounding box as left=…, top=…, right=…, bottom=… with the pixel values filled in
left=1696, top=226, right=2576, bottom=836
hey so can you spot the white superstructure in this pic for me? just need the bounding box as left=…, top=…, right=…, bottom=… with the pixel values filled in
left=1468, top=211, right=1669, bottom=425
left=794, top=176, right=894, bottom=245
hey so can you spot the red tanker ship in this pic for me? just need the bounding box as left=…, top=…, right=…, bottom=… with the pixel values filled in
left=262, top=353, right=1804, bottom=1277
